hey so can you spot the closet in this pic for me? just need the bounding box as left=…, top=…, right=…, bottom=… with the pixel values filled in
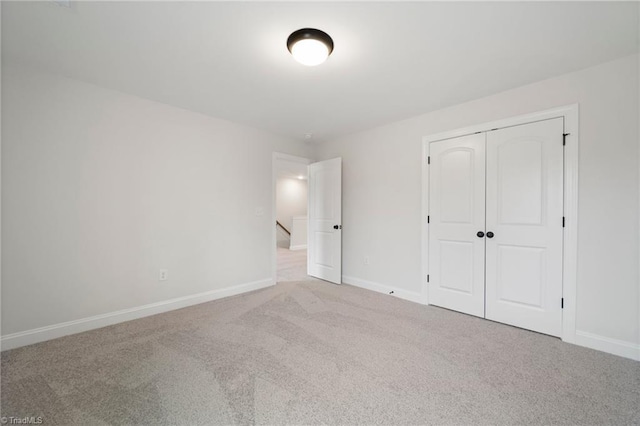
left=428, top=118, right=564, bottom=337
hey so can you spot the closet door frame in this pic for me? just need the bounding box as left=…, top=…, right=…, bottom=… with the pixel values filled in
left=421, top=104, right=579, bottom=344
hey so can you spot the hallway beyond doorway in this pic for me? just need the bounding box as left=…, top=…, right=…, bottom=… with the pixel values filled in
left=277, top=247, right=308, bottom=282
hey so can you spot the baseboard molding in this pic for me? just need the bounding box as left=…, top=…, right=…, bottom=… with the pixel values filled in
left=289, top=244, right=307, bottom=251
left=1, top=277, right=274, bottom=351
left=342, top=275, right=424, bottom=305
left=573, top=330, right=640, bottom=361
left=342, top=276, right=639, bottom=362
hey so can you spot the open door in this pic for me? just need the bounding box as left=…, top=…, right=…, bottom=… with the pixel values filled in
left=308, top=158, right=342, bottom=284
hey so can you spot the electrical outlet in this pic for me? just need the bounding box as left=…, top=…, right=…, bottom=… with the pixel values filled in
left=159, top=269, right=168, bottom=281
left=364, top=256, right=370, bottom=265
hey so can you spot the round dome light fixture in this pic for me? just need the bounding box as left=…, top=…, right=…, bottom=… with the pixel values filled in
left=287, top=28, right=334, bottom=66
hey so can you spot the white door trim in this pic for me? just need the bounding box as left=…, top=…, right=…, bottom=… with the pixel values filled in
left=421, top=104, right=579, bottom=344
left=272, top=152, right=312, bottom=285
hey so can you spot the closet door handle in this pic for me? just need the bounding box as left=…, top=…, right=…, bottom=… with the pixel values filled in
left=477, top=231, right=485, bottom=238
left=486, top=232, right=494, bottom=238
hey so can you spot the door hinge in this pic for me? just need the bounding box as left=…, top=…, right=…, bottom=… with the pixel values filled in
left=427, top=274, right=430, bottom=283
left=427, top=215, right=430, bottom=223
left=562, top=217, right=565, bottom=228
left=427, top=156, right=431, bottom=165
left=563, top=133, right=570, bottom=146
left=561, top=298, right=564, bottom=309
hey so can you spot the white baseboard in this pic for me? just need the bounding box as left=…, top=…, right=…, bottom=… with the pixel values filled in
left=1, top=277, right=274, bottom=351
left=574, top=330, right=640, bottom=361
left=289, top=244, right=307, bottom=251
left=6, top=275, right=637, bottom=363
left=342, top=275, right=424, bottom=304
left=342, top=276, right=639, bottom=362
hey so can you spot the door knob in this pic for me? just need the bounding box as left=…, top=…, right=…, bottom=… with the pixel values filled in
left=333, top=225, right=342, bottom=230
left=486, top=231, right=494, bottom=238
left=477, top=231, right=485, bottom=238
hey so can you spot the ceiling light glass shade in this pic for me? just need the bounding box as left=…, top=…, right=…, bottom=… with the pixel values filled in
left=287, top=28, right=334, bottom=66
left=291, top=39, right=329, bottom=66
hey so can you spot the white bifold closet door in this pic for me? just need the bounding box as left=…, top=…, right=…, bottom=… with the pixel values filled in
left=485, top=118, right=564, bottom=337
left=428, top=133, right=486, bottom=318
left=429, top=118, right=564, bottom=337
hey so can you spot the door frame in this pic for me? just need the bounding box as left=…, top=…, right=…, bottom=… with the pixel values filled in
left=272, top=152, right=312, bottom=285
left=421, top=104, right=579, bottom=344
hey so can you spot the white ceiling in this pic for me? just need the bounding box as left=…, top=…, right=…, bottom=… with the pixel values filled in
left=2, top=1, right=638, bottom=142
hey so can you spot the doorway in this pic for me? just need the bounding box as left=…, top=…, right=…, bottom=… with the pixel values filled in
left=272, top=153, right=311, bottom=283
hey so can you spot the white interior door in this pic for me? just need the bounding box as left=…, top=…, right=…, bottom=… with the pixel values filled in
left=308, top=158, right=342, bottom=284
left=485, top=118, right=564, bottom=336
left=428, top=134, right=486, bottom=317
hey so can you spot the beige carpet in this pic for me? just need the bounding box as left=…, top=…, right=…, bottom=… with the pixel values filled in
left=2, top=250, right=639, bottom=425
left=277, top=247, right=308, bottom=283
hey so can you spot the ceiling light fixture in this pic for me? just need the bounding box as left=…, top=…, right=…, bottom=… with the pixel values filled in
left=287, top=28, right=334, bottom=66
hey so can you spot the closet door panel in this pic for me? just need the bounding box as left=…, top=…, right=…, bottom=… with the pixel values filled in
left=428, top=134, right=486, bottom=318
left=485, top=118, right=564, bottom=337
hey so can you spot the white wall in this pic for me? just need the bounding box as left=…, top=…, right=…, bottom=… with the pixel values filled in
left=289, top=216, right=308, bottom=250
left=276, top=177, right=308, bottom=233
left=316, top=54, right=640, bottom=355
left=1, top=63, right=312, bottom=340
